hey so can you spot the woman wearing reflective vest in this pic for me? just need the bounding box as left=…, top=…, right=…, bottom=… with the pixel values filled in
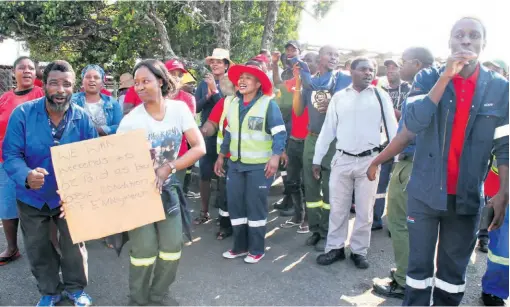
left=214, top=62, right=287, bottom=264
left=481, top=158, right=509, bottom=306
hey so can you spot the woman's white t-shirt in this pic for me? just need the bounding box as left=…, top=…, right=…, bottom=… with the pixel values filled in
left=117, top=99, right=197, bottom=170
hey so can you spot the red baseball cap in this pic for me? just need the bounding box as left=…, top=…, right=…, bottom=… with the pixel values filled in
left=165, top=60, right=187, bottom=73
left=251, top=54, right=270, bottom=64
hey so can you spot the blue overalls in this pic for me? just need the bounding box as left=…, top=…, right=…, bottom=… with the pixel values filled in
left=482, top=206, right=509, bottom=300
left=402, top=65, right=509, bottom=306
left=220, top=91, right=286, bottom=256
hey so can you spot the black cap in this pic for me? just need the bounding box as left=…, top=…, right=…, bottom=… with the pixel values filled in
left=285, top=40, right=301, bottom=51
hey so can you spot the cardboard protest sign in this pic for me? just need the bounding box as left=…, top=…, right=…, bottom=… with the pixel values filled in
left=51, top=129, right=165, bottom=244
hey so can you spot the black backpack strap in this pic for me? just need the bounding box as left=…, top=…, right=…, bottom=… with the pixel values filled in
left=374, top=88, right=390, bottom=148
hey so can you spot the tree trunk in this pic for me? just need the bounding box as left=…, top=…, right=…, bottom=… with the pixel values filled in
left=209, top=1, right=231, bottom=50
left=146, top=2, right=176, bottom=59
left=261, top=0, right=281, bottom=51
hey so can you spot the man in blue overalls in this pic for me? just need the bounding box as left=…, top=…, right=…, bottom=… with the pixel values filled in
left=367, top=17, right=508, bottom=305
left=215, top=63, right=287, bottom=264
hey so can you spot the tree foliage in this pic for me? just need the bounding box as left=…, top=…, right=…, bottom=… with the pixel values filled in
left=0, top=0, right=317, bottom=78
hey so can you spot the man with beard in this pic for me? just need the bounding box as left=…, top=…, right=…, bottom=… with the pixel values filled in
left=371, top=47, right=435, bottom=299
left=194, top=48, right=232, bottom=225
left=292, top=45, right=352, bottom=251
left=2, top=60, right=97, bottom=306
left=367, top=17, right=508, bottom=305
left=314, top=57, right=397, bottom=269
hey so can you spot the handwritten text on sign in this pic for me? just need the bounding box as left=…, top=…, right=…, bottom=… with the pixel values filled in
left=51, top=129, right=165, bottom=244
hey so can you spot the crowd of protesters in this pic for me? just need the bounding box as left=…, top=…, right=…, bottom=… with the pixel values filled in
left=0, top=15, right=508, bottom=307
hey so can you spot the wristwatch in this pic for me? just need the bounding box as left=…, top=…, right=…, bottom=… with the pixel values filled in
left=168, top=162, right=177, bottom=175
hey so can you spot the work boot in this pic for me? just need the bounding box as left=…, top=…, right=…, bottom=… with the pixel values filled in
left=350, top=253, right=369, bottom=269
left=478, top=238, right=489, bottom=253
left=306, top=232, right=321, bottom=246
left=481, top=292, right=505, bottom=306
left=315, top=239, right=326, bottom=252
left=316, top=248, right=345, bottom=265
left=373, top=279, right=405, bottom=299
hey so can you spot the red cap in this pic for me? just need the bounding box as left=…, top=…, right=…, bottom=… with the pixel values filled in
left=165, top=60, right=187, bottom=73
left=251, top=54, right=270, bottom=64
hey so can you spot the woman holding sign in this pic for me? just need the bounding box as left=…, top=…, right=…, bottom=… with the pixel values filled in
left=116, top=59, right=205, bottom=305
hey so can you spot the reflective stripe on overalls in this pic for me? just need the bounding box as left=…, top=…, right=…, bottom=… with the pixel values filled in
left=482, top=158, right=509, bottom=299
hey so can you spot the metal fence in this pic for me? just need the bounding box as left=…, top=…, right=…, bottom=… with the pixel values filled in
left=0, top=68, right=14, bottom=95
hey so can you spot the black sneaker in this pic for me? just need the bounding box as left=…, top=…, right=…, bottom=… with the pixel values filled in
left=350, top=253, right=369, bottom=269
left=273, top=197, right=288, bottom=210
left=279, top=208, right=295, bottom=217
left=306, top=232, right=321, bottom=246
left=478, top=238, right=489, bottom=253
left=371, top=224, right=383, bottom=231
left=373, top=279, right=405, bottom=299
left=481, top=292, right=505, bottom=306
left=316, top=248, right=345, bottom=265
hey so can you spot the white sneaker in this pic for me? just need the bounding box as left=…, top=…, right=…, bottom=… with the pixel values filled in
left=244, top=253, right=265, bottom=264
left=222, top=250, right=249, bottom=259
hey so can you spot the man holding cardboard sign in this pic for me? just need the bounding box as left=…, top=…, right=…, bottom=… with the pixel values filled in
left=2, top=61, right=97, bottom=307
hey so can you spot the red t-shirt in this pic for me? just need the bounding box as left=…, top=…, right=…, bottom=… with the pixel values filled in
left=34, top=79, right=43, bottom=87
left=173, top=90, right=196, bottom=157
left=291, top=107, right=309, bottom=139
left=0, top=87, right=45, bottom=162
left=208, top=98, right=231, bottom=158
left=447, top=65, right=480, bottom=194
left=124, top=86, right=143, bottom=107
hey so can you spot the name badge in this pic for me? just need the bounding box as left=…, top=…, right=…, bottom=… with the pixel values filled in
left=247, top=116, right=264, bottom=131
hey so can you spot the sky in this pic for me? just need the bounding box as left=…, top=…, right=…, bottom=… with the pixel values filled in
left=0, top=39, right=29, bottom=66
left=298, top=0, right=509, bottom=63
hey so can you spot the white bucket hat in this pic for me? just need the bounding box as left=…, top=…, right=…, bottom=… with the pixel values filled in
left=205, top=48, right=234, bottom=66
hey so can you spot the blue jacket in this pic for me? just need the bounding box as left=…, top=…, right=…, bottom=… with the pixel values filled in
left=71, top=92, right=122, bottom=135
left=2, top=98, right=98, bottom=209
left=195, top=80, right=223, bottom=126
left=404, top=64, right=509, bottom=214
left=220, top=91, right=287, bottom=172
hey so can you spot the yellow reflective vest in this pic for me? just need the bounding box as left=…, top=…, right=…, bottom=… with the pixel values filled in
left=227, top=95, right=272, bottom=164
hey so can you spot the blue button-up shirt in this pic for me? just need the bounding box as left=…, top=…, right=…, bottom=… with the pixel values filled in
left=2, top=97, right=98, bottom=209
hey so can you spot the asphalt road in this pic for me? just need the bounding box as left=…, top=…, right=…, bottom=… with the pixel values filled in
left=0, top=176, right=488, bottom=306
